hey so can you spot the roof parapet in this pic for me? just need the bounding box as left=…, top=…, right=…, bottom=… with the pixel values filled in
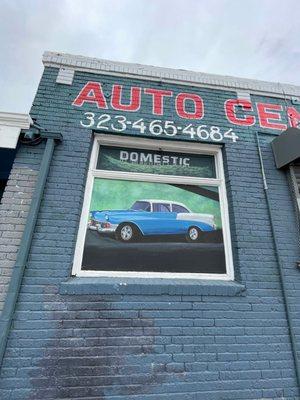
left=43, top=51, right=300, bottom=100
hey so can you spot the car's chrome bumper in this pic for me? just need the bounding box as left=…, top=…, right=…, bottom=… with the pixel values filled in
left=97, top=223, right=118, bottom=233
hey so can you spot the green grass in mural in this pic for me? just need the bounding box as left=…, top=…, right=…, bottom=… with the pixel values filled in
left=90, top=178, right=222, bottom=228
left=100, top=155, right=215, bottom=178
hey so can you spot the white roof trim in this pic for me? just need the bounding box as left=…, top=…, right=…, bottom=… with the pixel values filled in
left=0, top=112, right=32, bottom=149
left=0, top=112, right=32, bottom=129
left=43, top=51, right=300, bottom=100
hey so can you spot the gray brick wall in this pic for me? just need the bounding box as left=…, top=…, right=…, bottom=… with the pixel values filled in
left=0, top=145, right=43, bottom=310
left=0, top=66, right=300, bottom=399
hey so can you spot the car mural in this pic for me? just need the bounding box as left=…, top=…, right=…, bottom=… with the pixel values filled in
left=88, top=199, right=216, bottom=242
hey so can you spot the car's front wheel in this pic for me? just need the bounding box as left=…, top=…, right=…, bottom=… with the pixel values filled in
left=116, top=223, right=140, bottom=242
left=186, top=226, right=202, bottom=243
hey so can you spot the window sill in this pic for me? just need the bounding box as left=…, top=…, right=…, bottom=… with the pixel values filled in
left=60, top=277, right=246, bottom=296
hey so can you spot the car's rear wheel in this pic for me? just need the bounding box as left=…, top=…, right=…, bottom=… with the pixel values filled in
left=186, top=226, right=202, bottom=243
left=116, top=223, right=140, bottom=242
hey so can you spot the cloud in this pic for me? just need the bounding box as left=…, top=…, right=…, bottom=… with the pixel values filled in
left=0, top=0, right=300, bottom=113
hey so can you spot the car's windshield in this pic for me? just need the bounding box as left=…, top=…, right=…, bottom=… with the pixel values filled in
left=130, top=201, right=151, bottom=211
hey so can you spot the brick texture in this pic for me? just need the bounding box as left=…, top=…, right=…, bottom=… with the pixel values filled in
left=0, top=66, right=300, bottom=399
left=0, top=145, right=43, bottom=310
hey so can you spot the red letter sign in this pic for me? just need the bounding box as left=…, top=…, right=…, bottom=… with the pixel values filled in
left=256, top=103, right=287, bottom=130
left=224, top=99, right=255, bottom=126
left=72, top=81, right=108, bottom=109
left=111, top=85, right=141, bottom=112
left=144, top=88, right=173, bottom=115
left=176, top=93, right=204, bottom=119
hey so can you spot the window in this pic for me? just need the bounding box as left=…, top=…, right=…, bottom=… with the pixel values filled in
left=290, top=164, right=300, bottom=213
left=172, top=203, right=189, bottom=213
left=73, top=134, right=234, bottom=280
left=153, top=203, right=171, bottom=212
left=131, top=201, right=151, bottom=212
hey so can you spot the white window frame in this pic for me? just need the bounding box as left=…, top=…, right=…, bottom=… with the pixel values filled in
left=72, top=134, right=234, bottom=281
left=290, top=165, right=300, bottom=213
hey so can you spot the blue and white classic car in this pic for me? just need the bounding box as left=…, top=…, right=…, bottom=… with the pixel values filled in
left=88, top=200, right=216, bottom=242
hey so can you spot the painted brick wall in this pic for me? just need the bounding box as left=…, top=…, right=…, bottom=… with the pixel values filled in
left=0, top=66, right=300, bottom=399
left=0, top=145, right=43, bottom=311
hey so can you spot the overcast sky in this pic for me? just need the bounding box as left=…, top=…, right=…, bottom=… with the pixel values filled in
left=1, top=0, right=300, bottom=113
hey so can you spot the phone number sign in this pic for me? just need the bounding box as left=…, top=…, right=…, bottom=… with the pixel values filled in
left=80, top=112, right=238, bottom=143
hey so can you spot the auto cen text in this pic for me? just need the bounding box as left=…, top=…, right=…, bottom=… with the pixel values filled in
left=73, top=81, right=300, bottom=130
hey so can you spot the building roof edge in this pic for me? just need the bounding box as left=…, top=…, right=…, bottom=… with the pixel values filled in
left=42, top=51, right=300, bottom=99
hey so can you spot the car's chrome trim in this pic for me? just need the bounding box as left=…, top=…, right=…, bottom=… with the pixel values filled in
left=97, top=223, right=118, bottom=233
